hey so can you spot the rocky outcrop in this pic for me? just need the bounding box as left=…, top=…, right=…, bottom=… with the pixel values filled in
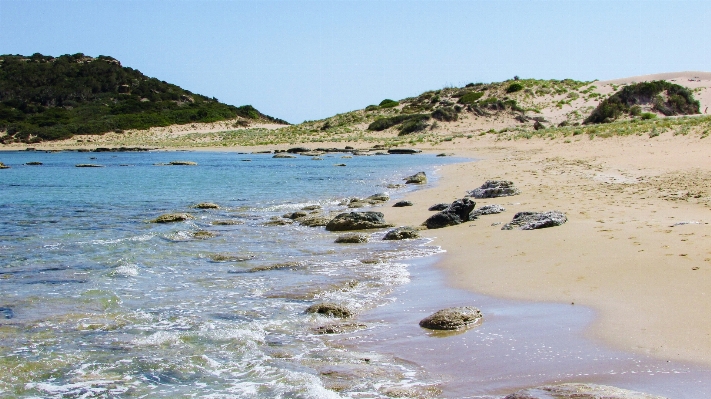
left=334, top=233, right=369, bottom=243
left=419, top=306, right=482, bottom=330
left=151, top=213, right=194, bottom=223
left=193, top=202, right=219, bottom=209
left=404, top=171, right=427, bottom=184
left=393, top=200, right=413, bottom=207
left=169, top=160, right=197, bottom=166
left=502, top=211, right=567, bottom=230
left=469, top=204, right=505, bottom=219
left=325, top=212, right=392, bottom=231
left=467, top=180, right=520, bottom=198
left=306, top=303, right=352, bottom=318
left=383, top=226, right=421, bottom=240
left=428, top=203, right=450, bottom=211
left=424, top=198, right=476, bottom=229
left=503, top=383, right=668, bottom=399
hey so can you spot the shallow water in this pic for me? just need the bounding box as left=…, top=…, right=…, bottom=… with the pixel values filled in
left=0, top=150, right=462, bottom=398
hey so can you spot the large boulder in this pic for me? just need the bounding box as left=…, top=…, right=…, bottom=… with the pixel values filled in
left=404, top=171, right=427, bottom=184
left=325, top=212, right=393, bottom=231
left=383, top=226, right=421, bottom=240
left=424, top=198, right=476, bottom=229
left=467, top=180, right=520, bottom=198
left=502, top=211, right=567, bottom=230
left=419, top=306, right=482, bottom=330
left=151, top=213, right=195, bottom=223
left=503, top=383, right=667, bottom=399
left=306, top=303, right=352, bottom=318
left=469, top=204, right=505, bottom=219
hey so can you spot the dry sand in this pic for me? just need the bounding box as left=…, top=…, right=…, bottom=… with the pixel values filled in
left=380, top=132, right=711, bottom=367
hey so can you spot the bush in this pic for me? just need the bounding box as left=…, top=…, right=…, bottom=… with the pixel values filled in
left=365, top=105, right=379, bottom=111
left=367, top=114, right=428, bottom=131
left=431, top=107, right=458, bottom=122
left=458, top=91, right=484, bottom=104
left=630, top=105, right=642, bottom=116
left=398, top=115, right=430, bottom=135
left=506, top=83, right=524, bottom=93
left=379, top=99, right=399, bottom=108
left=641, top=112, right=657, bottom=120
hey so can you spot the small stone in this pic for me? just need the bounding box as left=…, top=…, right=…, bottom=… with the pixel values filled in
left=301, top=205, right=322, bottom=211
left=273, top=153, right=296, bottom=159
left=211, top=220, right=244, bottom=225
left=334, top=233, right=369, bottom=243
left=194, top=202, right=220, bottom=209
left=419, top=307, right=482, bottom=330
left=366, top=193, right=390, bottom=202
left=209, top=253, right=255, bottom=262
left=192, top=230, right=217, bottom=239
left=392, top=200, right=413, bottom=207
left=383, top=226, right=421, bottom=240
left=306, top=303, right=352, bottom=318
left=469, top=204, right=505, bottom=219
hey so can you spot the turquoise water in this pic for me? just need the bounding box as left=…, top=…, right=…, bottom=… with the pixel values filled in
left=0, top=150, right=462, bottom=398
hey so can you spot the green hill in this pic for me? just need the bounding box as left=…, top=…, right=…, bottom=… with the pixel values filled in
left=0, top=53, right=287, bottom=143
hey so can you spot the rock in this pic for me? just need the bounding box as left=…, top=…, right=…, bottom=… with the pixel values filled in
left=366, top=193, right=390, bottom=202
left=283, top=211, right=308, bottom=219
left=393, top=200, right=413, bottom=207
left=334, top=163, right=347, bottom=166
left=192, top=230, right=217, bottom=239
left=193, top=202, right=220, bottom=209
left=436, top=153, right=449, bottom=157
left=383, top=226, right=420, bottom=240
left=386, top=183, right=404, bottom=189
left=467, top=180, right=520, bottom=198
left=502, top=211, right=567, bottom=230
left=301, top=205, right=321, bottom=211
left=169, top=160, right=197, bottom=166
left=273, top=153, right=296, bottom=159
left=314, top=322, right=367, bottom=334
left=325, top=212, right=393, bottom=231
left=211, top=220, right=244, bottom=225
left=286, top=147, right=311, bottom=153
left=428, top=203, right=450, bottom=211
left=306, top=303, right=352, bottom=318
left=25, top=162, right=43, bottom=165
left=424, top=198, right=476, bottom=229
left=209, top=253, right=255, bottom=262
left=404, top=171, right=427, bottom=184
left=347, top=200, right=367, bottom=208
left=264, top=218, right=293, bottom=226
left=311, top=157, right=323, bottom=160
left=75, top=164, right=104, bottom=167
left=300, top=151, right=324, bottom=157
left=533, top=120, right=546, bottom=130
left=341, top=155, right=353, bottom=159
left=469, top=204, right=505, bottom=219
left=419, top=306, right=482, bottom=330
left=503, top=383, right=668, bottom=399
left=247, top=261, right=301, bottom=273
left=0, top=307, right=13, bottom=319
left=298, top=216, right=331, bottom=227
left=388, top=148, right=422, bottom=154
left=334, top=233, right=369, bottom=243
left=0, top=162, right=9, bottom=169
left=151, top=213, right=194, bottom=223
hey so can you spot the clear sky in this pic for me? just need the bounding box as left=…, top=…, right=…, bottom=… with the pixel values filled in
left=1, top=0, right=709, bottom=123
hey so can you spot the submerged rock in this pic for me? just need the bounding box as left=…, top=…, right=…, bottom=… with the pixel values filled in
left=211, top=219, right=244, bottom=225
left=192, top=230, right=217, bottom=239
left=392, top=200, right=413, bottom=207
left=404, top=171, right=427, bottom=184
left=75, top=164, right=104, bottom=167
left=419, top=306, right=482, bottom=330
left=0, top=162, right=9, bottom=169
left=247, top=261, right=301, bottom=273
left=366, top=193, right=390, bottom=202
left=428, top=203, right=450, bottom=211
left=314, top=322, right=367, bottom=334
left=25, top=162, right=43, bottom=165
left=193, top=202, right=220, bottom=209
left=467, top=180, right=520, bottom=198
left=169, top=160, right=198, bottom=166
left=383, top=226, right=421, bottom=240
left=209, top=253, right=255, bottom=262
left=301, top=204, right=322, bottom=211
left=424, top=198, right=476, bottom=229
left=469, top=204, right=505, bottom=219
left=151, top=213, right=195, bottom=223
left=334, top=233, right=369, bottom=243
left=298, top=216, right=331, bottom=227
left=273, top=153, right=296, bottom=159
left=0, top=307, right=13, bottom=319
left=283, top=211, right=309, bottom=219
left=306, top=303, right=352, bottom=318
left=503, top=383, right=668, bottom=399
left=325, top=212, right=393, bottom=231
left=502, top=211, right=567, bottom=230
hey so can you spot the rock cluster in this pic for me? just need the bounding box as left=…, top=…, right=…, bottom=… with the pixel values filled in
left=424, top=198, right=476, bottom=229
left=469, top=204, right=505, bottom=219
left=501, top=211, right=567, bottom=230
left=419, top=306, right=482, bottom=330
left=325, top=212, right=393, bottom=231
left=467, top=180, right=520, bottom=198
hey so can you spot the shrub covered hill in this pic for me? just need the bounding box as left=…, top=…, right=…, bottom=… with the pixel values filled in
left=0, top=53, right=287, bottom=143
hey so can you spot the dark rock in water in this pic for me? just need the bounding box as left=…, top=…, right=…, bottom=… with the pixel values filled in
left=325, top=212, right=393, bottom=231
left=286, top=147, right=311, bottom=153
left=298, top=216, right=331, bottom=227
left=366, top=192, right=390, bottom=202
left=467, top=180, right=520, bottom=198
left=193, top=202, right=219, bottom=209
left=0, top=307, right=13, bottom=319
left=436, top=153, right=449, bottom=157
left=192, top=230, right=217, bottom=239
left=428, top=203, right=450, bottom=211
left=388, top=148, right=422, bottom=154
left=247, top=261, right=301, bottom=273
left=209, top=253, right=255, bottom=262
left=502, top=211, right=567, bottom=230
left=25, top=162, right=43, bottom=165
left=169, top=160, right=197, bottom=166
left=273, top=153, right=296, bottom=159
left=469, top=204, right=505, bottom=219
left=301, top=204, right=321, bottom=211
left=334, top=233, right=369, bottom=243
left=75, top=164, right=104, bottom=168
left=283, top=211, right=308, bottom=219
left=0, top=162, right=9, bottom=169
left=404, top=171, right=427, bottom=184
left=392, top=200, right=413, bottom=207
left=151, top=213, right=195, bottom=223
left=315, top=322, right=367, bottom=334
left=503, top=383, right=668, bottom=399
left=419, top=306, right=482, bottom=330
left=424, top=198, right=476, bottom=229
left=264, top=217, right=293, bottom=226
left=383, top=226, right=420, bottom=240
left=334, top=163, right=347, bottom=166
left=306, top=303, right=352, bottom=318
left=211, top=219, right=244, bottom=225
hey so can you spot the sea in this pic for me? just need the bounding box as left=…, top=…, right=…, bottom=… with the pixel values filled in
left=1, top=150, right=711, bottom=399
left=0, top=150, right=464, bottom=398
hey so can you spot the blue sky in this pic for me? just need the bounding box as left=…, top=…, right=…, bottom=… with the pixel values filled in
left=1, top=0, right=709, bottom=123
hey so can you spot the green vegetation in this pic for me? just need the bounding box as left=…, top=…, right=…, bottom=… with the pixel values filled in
left=0, top=53, right=286, bottom=143
left=584, top=81, right=699, bottom=124
left=506, top=82, right=524, bottom=93
left=457, top=91, right=484, bottom=104
left=378, top=99, right=399, bottom=108
left=368, top=114, right=428, bottom=131
left=397, top=114, right=431, bottom=135
left=431, top=107, right=458, bottom=122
